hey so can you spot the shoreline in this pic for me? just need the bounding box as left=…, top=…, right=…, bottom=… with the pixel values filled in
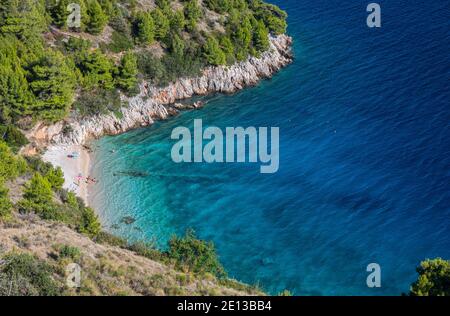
left=34, top=35, right=293, bottom=206
left=42, top=145, right=92, bottom=205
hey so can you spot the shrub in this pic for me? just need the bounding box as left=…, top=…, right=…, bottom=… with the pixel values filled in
left=0, top=253, right=59, bottom=296
left=0, top=182, right=12, bottom=219
left=128, top=241, right=165, bottom=262
left=167, top=229, right=226, bottom=278
left=78, top=207, right=101, bottom=238
left=74, top=88, right=121, bottom=117
left=0, top=125, right=29, bottom=153
left=132, top=12, right=155, bottom=44
left=19, top=173, right=62, bottom=221
left=115, top=52, right=139, bottom=94
left=86, top=0, right=108, bottom=35
left=57, top=245, right=81, bottom=262
left=106, top=31, right=134, bottom=53
left=137, top=52, right=165, bottom=82
left=26, top=156, right=53, bottom=175
left=45, top=167, right=65, bottom=191
left=203, top=37, right=226, bottom=66
left=410, top=258, right=450, bottom=296
left=95, top=231, right=128, bottom=248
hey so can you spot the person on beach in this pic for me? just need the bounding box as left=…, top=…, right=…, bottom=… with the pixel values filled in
left=76, top=174, right=83, bottom=185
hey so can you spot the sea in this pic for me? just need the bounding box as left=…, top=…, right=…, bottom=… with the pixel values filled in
left=89, top=0, right=450, bottom=295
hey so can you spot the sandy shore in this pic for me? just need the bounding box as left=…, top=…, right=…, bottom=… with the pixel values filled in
left=42, top=145, right=92, bottom=205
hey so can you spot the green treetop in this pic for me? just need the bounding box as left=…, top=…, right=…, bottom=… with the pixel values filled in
left=203, top=37, right=226, bottom=66
left=27, top=50, right=76, bottom=122
left=184, top=0, right=202, bottom=30
left=253, top=20, right=270, bottom=52
left=0, top=141, right=26, bottom=181
left=151, top=8, right=170, bottom=40
left=22, top=173, right=54, bottom=206
left=410, top=258, right=450, bottom=296
left=169, top=10, right=186, bottom=34
left=78, top=50, right=115, bottom=90
left=0, top=181, right=12, bottom=218
left=0, top=140, right=26, bottom=218
left=133, top=12, right=155, bottom=44
left=51, top=0, right=71, bottom=29
left=0, top=37, right=34, bottom=123
left=115, top=52, right=139, bottom=93
left=168, top=229, right=226, bottom=278
left=86, top=0, right=108, bottom=35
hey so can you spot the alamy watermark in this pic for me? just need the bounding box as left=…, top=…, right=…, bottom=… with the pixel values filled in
left=367, top=3, right=381, bottom=28
left=171, top=119, right=279, bottom=174
left=66, top=263, right=81, bottom=288
left=67, top=3, right=81, bottom=28
left=366, top=263, right=381, bottom=288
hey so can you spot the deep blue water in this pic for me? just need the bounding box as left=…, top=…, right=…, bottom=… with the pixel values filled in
left=90, top=1, right=450, bottom=295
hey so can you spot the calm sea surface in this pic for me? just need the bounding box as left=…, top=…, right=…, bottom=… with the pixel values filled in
left=90, top=0, right=450, bottom=295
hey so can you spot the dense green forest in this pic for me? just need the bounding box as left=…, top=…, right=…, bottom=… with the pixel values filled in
left=0, top=0, right=288, bottom=125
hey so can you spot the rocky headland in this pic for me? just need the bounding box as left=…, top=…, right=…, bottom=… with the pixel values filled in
left=26, top=35, right=293, bottom=151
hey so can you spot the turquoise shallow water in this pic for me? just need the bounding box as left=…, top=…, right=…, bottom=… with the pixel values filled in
left=90, top=1, right=450, bottom=295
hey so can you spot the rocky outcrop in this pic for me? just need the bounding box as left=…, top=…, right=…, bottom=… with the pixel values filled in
left=27, top=35, right=293, bottom=147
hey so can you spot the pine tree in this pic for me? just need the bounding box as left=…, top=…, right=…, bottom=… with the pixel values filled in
left=0, top=181, right=12, bottom=218
left=51, top=0, right=71, bottom=29
left=170, top=10, right=186, bottom=34
left=45, top=167, right=65, bottom=191
left=86, top=0, right=108, bottom=35
left=133, top=12, right=155, bottom=44
left=151, top=8, right=170, bottom=40
left=220, top=36, right=235, bottom=65
left=27, top=50, right=76, bottom=122
left=169, top=34, right=185, bottom=57
left=266, top=15, right=287, bottom=35
left=203, top=37, right=226, bottom=66
left=0, top=0, right=48, bottom=38
left=410, top=259, right=450, bottom=296
left=22, top=173, right=54, bottom=205
left=79, top=207, right=101, bottom=238
left=78, top=50, right=115, bottom=90
left=19, top=172, right=61, bottom=220
left=253, top=20, right=269, bottom=52
left=115, top=52, right=138, bottom=93
left=0, top=38, right=34, bottom=123
left=0, top=141, right=25, bottom=181
left=184, top=0, right=202, bottom=28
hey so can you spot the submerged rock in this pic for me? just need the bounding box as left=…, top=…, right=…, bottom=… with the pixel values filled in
left=120, top=216, right=136, bottom=225
left=113, top=171, right=149, bottom=178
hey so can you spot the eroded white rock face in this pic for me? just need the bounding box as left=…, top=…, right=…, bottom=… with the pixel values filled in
left=42, top=35, right=293, bottom=146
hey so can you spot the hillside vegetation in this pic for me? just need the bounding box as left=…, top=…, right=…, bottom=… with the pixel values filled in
left=2, top=0, right=447, bottom=297
left=0, top=0, right=288, bottom=296
left=0, top=0, right=288, bottom=125
left=0, top=215, right=264, bottom=296
left=0, top=140, right=265, bottom=295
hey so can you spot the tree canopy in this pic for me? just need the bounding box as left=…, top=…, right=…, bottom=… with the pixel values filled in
left=0, top=0, right=288, bottom=124
left=410, top=258, right=450, bottom=296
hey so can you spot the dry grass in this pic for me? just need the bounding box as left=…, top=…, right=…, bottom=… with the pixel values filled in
left=0, top=214, right=263, bottom=296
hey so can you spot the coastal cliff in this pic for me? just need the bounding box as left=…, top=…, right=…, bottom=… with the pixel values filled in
left=26, top=35, right=293, bottom=149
